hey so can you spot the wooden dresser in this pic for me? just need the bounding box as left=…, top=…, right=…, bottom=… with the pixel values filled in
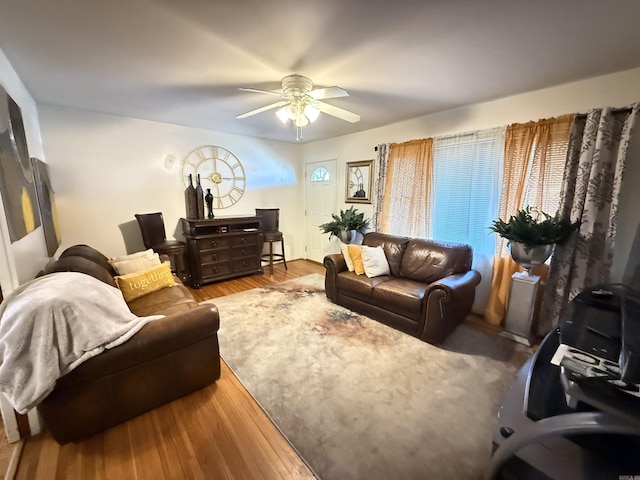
left=181, top=216, right=263, bottom=287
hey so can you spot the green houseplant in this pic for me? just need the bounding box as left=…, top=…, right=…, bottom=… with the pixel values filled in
left=489, top=206, right=578, bottom=248
left=319, top=206, right=371, bottom=243
left=489, top=206, right=579, bottom=275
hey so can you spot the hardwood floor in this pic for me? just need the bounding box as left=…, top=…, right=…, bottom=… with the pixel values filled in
left=11, top=259, right=324, bottom=480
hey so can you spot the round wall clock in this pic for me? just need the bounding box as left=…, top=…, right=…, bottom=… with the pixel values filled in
left=182, top=145, right=246, bottom=209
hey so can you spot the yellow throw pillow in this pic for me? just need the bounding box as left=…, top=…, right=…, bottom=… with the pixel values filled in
left=347, top=245, right=365, bottom=275
left=115, top=262, right=176, bottom=302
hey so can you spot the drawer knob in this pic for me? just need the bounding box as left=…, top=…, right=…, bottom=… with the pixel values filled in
left=211, top=240, right=217, bottom=248
left=241, top=249, right=247, bottom=255
left=241, top=237, right=248, bottom=244
left=212, top=254, right=218, bottom=261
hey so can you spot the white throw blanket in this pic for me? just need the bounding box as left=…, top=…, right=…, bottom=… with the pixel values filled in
left=0, top=272, right=164, bottom=413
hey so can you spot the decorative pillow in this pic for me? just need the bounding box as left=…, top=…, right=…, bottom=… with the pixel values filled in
left=361, top=245, right=391, bottom=278
left=347, top=245, right=365, bottom=275
left=109, top=249, right=161, bottom=275
left=110, top=249, right=155, bottom=262
left=340, top=243, right=355, bottom=272
left=115, top=262, right=176, bottom=302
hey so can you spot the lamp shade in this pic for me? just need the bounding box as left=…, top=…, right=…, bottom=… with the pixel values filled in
left=275, top=106, right=289, bottom=124
left=305, top=104, right=320, bottom=123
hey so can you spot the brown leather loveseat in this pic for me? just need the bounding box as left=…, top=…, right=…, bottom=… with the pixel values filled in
left=36, top=244, right=220, bottom=444
left=324, top=232, right=481, bottom=344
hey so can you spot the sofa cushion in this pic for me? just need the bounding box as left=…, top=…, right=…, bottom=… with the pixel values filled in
left=336, top=271, right=389, bottom=302
left=363, top=232, right=410, bottom=277
left=128, top=282, right=198, bottom=317
left=371, top=277, right=428, bottom=321
left=115, top=262, right=177, bottom=302
left=361, top=245, right=391, bottom=278
left=400, top=239, right=473, bottom=283
left=44, top=256, right=117, bottom=288
left=60, top=244, right=118, bottom=277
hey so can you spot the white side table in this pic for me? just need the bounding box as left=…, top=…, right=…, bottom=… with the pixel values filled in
left=500, top=272, right=540, bottom=346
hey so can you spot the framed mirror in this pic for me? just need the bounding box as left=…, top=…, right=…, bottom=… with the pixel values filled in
left=345, top=160, right=373, bottom=204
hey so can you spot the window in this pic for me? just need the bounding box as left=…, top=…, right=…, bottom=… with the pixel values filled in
left=310, top=166, right=329, bottom=182
left=432, top=128, right=504, bottom=257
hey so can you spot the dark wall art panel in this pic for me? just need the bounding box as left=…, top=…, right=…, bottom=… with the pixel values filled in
left=32, top=158, right=61, bottom=257
left=0, top=86, right=40, bottom=242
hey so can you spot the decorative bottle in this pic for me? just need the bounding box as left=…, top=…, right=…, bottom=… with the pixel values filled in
left=195, top=174, right=205, bottom=220
left=185, top=174, right=198, bottom=219
left=205, top=188, right=214, bottom=218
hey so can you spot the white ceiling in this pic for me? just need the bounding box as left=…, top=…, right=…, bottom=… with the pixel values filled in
left=1, top=0, right=640, bottom=144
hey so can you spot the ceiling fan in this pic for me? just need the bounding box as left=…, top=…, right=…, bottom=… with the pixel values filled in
left=236, top=74, right=360, bottom=141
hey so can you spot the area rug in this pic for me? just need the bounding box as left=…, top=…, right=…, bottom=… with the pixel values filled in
left=203, top=274, right=532, bottom=480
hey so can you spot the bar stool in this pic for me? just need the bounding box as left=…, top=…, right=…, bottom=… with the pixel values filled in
left=255, top=208, right=287, bottom=275
left=135, top=212, right=187, bottom=280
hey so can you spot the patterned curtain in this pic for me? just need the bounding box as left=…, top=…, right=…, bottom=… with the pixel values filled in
left=378, top=139, right=433, bottom=237
left=538, top=103, right=640, bottom=335
left=371, top=143, right=389, bottom=232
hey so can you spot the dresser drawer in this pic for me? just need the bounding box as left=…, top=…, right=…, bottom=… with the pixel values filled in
left=197, top=249, right=231, bottom=264
left=230, top=234, right=259, bottom=247
left=231, top=244, right=259, bottom=259
left=201, top=261, right=232, bottom=279
left=232, top=257, right=259, bottom=273
left=196, top=237, right=231, bottom=251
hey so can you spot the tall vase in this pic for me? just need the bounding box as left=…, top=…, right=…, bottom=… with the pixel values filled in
left=195, top=174, right=205, bottom=220
left=185, top=174, right=198, bottom=219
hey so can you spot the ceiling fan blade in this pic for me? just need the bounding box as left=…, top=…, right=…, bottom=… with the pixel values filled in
left=236, top=100, right=289, bottom=119
left=238, top=87, right=283, bottom=97
left=316, top=101, right=360, bottom=123
left=308, top=86, right=349, bottom=100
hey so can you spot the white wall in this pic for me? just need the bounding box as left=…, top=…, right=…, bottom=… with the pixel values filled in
left=0, top=47, right=49, bottom=442
left=303, top=67, right=640, bottom=311
left=39, top=106, right=304, bottom=260
left=0, top=48, right=49, bottom=289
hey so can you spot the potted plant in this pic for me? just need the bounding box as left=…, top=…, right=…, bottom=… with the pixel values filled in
left=489, top=206, right=579, bottom=275
left=319, top=206, right=371, bottom=243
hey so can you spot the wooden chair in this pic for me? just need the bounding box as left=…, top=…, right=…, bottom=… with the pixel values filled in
left=255, top=208, right=287, bottom=275
left=135, top=212, right=187, bottom=280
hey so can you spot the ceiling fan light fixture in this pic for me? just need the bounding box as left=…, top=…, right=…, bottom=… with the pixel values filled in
left=275, top=106, right=289, bottom=124
left=304, top=103, right=320, bottom=123
left=294, top=111, right=309, bottom=127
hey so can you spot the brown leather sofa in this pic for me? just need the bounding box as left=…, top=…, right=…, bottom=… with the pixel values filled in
left=324, top=232, right=481, bottom=344
left=36, top=244, right=220, bottom=444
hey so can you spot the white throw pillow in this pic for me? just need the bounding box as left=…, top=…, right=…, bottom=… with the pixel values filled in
left=109, top=249, right=161, bottom=275
left=340, top=242, right=355, bottom=272
left=110, top=249, right=155, bottom=262
left=360, top=245, right=391, bottom=278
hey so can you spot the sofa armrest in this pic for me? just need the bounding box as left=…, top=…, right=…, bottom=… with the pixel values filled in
left=54, top=304, right=220, bottom=388
left=426, top=270, right=481, bottom=299
left=421, top=270, right=481, bottom=343
left=324, top=253, right=347, bottom=302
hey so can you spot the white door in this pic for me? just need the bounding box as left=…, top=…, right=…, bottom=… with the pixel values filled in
left=305, top=160, right=337, bottom=262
